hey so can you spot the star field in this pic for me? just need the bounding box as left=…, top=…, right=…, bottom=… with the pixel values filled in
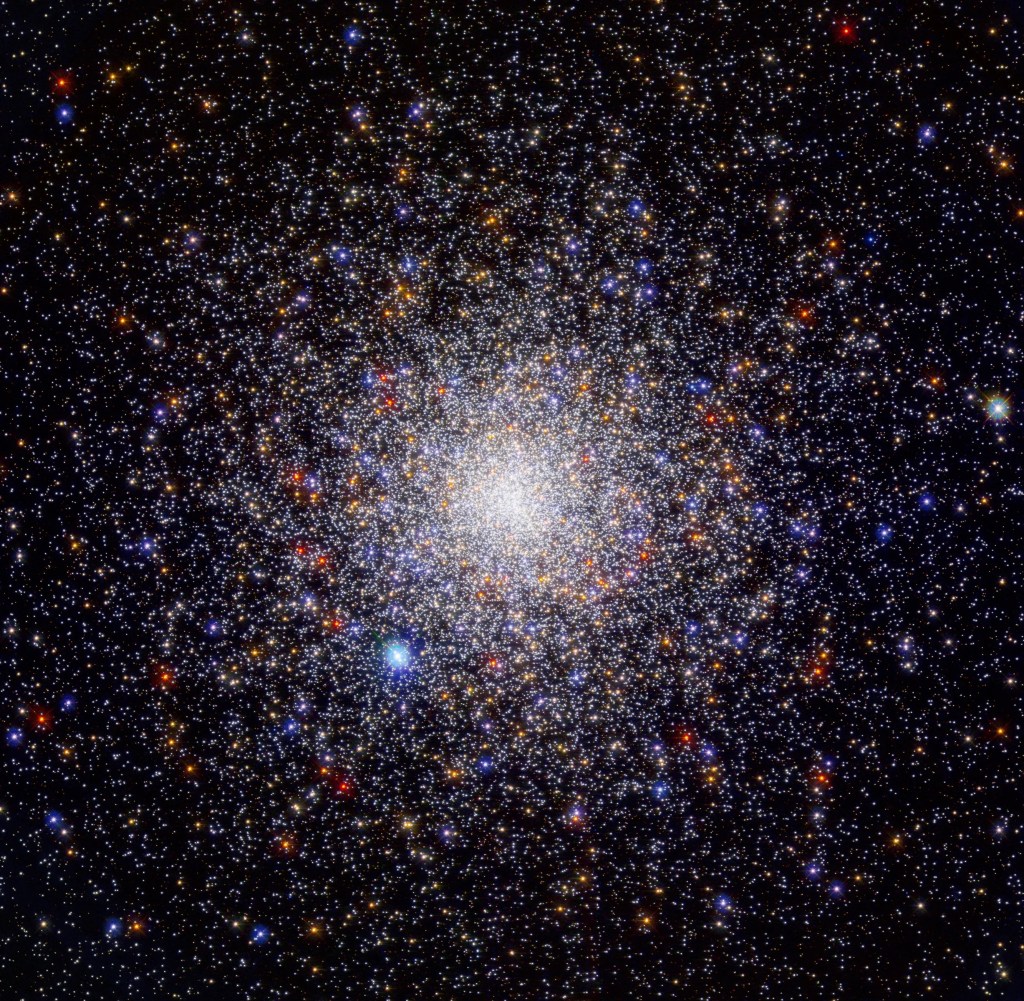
left=1, top=3, right=1021, bottom=999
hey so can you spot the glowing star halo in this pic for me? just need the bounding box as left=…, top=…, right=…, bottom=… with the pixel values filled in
left=444, top=439, right=569, bottom=574
left=255, top=352, right=777, bottom=667
left=413, top=420, right=654, bottom=617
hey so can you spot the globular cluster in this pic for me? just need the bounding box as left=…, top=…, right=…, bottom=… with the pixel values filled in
left=1, top=2, right=1021, bottom=999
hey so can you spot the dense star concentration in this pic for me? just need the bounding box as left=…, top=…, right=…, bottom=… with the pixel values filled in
left=1, top=2, right=1021, bottom=998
